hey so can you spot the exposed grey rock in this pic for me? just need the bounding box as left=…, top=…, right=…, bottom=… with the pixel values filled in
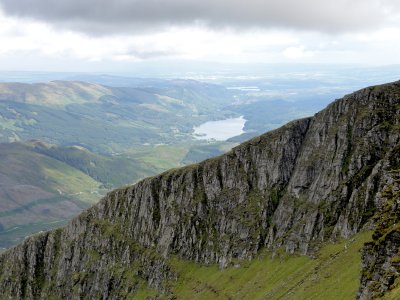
left=358, top=162, right=400, bottom=299
left=0, top=80, right=399, bottom=299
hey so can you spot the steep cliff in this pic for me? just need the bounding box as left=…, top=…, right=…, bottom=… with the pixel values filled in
left=0, top=81, right=399, bottom=299
left=358, top=155, right=400, bottom=299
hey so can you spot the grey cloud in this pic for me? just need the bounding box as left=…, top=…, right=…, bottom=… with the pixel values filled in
left=124, top=48, right=183, bottom=59
left=0, top=0, right=396, bottom=35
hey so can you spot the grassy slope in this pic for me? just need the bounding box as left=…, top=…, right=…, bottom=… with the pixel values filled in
left=28, top=141, right=161, bottom=188
left=0, top=81, right=110, bottom=107
left=0, top=143, right=101, bottom=203
left=0, top=80, right=236, bottom=153
left=383, top=284, right=400, bottom=300
left=0, top=142, right=103, bottom=248
left=0, top=140, right=237, bottom=249
left=135, top=231, right=372, bottom=299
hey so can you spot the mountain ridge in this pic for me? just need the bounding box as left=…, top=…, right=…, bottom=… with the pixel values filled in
left=0, top=80, right=399, bottom=299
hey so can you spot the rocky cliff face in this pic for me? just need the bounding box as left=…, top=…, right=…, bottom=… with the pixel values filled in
left=358, top=157, right=400, bottom=299
left=0, top=81, right=399, bottom=299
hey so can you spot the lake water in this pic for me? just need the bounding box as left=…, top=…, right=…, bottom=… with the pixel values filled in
left=193, top=116, right=246, bottom=141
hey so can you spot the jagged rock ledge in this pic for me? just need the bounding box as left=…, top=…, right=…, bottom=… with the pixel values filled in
left=0, top=81, right=399, bottom=299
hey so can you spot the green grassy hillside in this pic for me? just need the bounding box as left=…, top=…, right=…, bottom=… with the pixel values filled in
left=27, top=140, right=161, bottom=188
left=137, top=231, right=373, bottom=299
left=0, top=142, right=103, bottom=248
left=0, top=81, right=110, bottom=107
left=0, top=139, right=233, bottom=249
left=0, top=140, right=238, bottom=250
left=0, top=80, right=235, bottom=153
left=0, top=141, right=174, bottom=249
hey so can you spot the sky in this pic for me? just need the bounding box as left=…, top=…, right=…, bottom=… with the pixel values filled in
left=0, top=0, right=400, bottom=72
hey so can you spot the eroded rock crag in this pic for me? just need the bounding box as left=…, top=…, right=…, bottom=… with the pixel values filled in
left=0, top=81, right=399, bottom=299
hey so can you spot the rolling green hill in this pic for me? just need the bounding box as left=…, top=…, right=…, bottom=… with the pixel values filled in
left=0, top=80, right=240, bottom=250
left=27, top=140, right=161, bottom=188
left=0, top=142, right=101, bottom=249
left=0, top=80, right=236, bottom=153
left=0, top=81, right=110, bottom=107
left=0, top=141, right=169, bottom=249
left=0, top=139, right=239, bottom=249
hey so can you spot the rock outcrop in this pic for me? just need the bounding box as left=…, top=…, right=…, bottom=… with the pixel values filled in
left=0, top=81, right=399, bottom=299
left=358, top=158, right=400, bottom=299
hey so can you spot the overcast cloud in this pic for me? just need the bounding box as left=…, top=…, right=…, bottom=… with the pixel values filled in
left=0, top=0, right=399, bottom=35
left=0, top=0, right=399, bottom=70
